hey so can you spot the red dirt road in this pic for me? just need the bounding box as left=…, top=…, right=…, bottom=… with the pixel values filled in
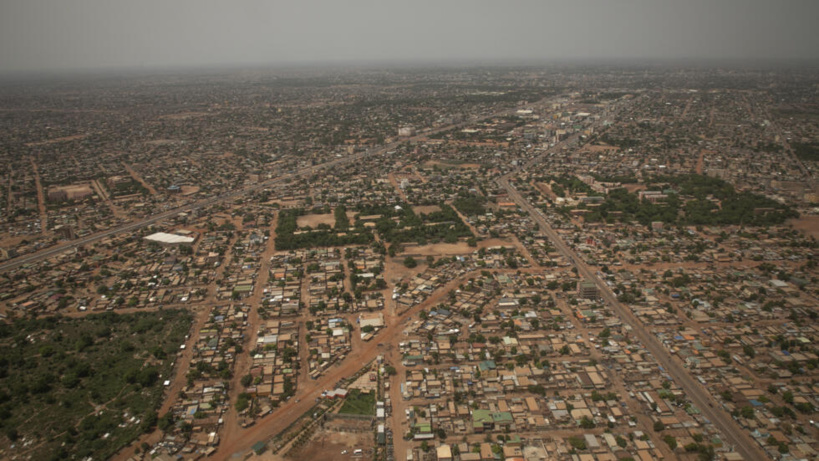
left=211, top=271, right=479, bottom=460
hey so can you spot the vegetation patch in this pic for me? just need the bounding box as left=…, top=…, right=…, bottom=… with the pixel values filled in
left=541, top=174, right=599, bottom=198
left=0, top=310, right=192, bottom=460
left=452, top=195, right=487, bottom=216
left=357, top=203, right=473, bottom=246
left=579, top=174, right=797, bottom=227
left=337, top=389, right=375, bottom=416
left=275, top=207, right=373, bottom=250
left=792, top=143, right=819, bottom=162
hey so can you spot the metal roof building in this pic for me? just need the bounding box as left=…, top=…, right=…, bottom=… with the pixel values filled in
left=144, top=232, right=195, bottom=244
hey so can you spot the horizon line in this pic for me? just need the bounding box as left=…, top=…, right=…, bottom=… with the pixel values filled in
left=2, top=56, right=819, bottom=79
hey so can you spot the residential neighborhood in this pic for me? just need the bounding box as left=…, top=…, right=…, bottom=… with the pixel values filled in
left=1, top=64, right=818, bottom=461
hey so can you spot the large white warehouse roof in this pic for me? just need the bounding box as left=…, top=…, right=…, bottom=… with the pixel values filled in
left=144, top=232, right=195, bottom=244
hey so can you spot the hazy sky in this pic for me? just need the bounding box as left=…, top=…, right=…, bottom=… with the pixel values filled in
left=1, top=0, right=818, bottom=72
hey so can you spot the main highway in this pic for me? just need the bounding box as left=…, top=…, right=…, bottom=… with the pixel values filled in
left=497, top=155, right=769, bottom=460
left=0, top=105, right=530, bottom=274
left=0, top=147, right=387, bottom=273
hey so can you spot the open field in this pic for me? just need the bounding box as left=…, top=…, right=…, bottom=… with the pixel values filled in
left=400, top=241, right=474, bottom=256
left=583, top=144, right=620, bottom=152
left=622, top=183, right=647, bottom=193
left=297, top=213, right=335, bottom=228
left=788, top=215, right=819, bottom=239
left=0, top=235, right=28, bottom=251
left=535, top=182, right=557, bottom=200
left=295, top=429, right=373, bottom=461
left=400, top=237, right=514, bottom=256
left=412, top=205, right=442, bottom=214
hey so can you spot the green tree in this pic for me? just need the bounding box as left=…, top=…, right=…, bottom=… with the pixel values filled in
left=653, top=420, right=665, bottom=432
left=663, top=435, right=677, bottom=450
left=568, top=436, right=586, bottom=450
left=158, top=413, right=174, bottom=432
left=579, top=416, right=595, bottom=429
left=236, top=393, right=250, bottom=412
left=783, top=390, right=794, bottom=404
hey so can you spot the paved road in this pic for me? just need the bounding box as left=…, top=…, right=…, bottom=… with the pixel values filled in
left=0, top=108, right=524, bottom=275
left=0, top=151, right=364, bottom=273
left=497, top=179, right=770, bottom=460
left=63, top=98, right=556, bottom=460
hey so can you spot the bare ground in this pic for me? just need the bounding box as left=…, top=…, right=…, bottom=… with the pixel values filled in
left=412, top=205, right=442, bottom=214
left=181, top=185, right=200, bottom=196
left=534, top=182, right=557, bottom=201
left=622, top=183, right=647, bottom=193
left=291, top=430, right=373, bottom=461
left=399, top=237, right=520, bottom=257
left=788, top=215, right=819, bottom=239
left=400, top=241, right=474, bottom=256
left=297, top=214, right=335, bottom=228
left=0, top=235, right=28, bottom=249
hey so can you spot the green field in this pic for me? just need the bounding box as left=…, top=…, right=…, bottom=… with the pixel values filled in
left=0, top=310, right=192, bottom=460
left=338, top=388, right=376, bottom=416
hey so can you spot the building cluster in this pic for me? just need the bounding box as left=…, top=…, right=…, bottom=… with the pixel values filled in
left=1, top=67, right=819, bottom=461
left=156, top=304, right=247, bottom=457
left=241, top=318, right=300, bottom=420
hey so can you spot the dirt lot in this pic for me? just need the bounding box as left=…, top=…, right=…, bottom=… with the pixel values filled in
left=181, top=185, right=200, bottom=196
left=788, top=215, right=819, bottom=239
left=582, top=144, right=619, bottom=153
left=291, top=429, right=373, bottom=461
left=297, top=213, right=336, bottom=228
left=622, top=183, right=647, bottom=193
left=412, top=205, right=442, bottom=214
left=384, top=257, right=426, bottom=285
left=401, top=241, right=474, bottom=256
left=535, top=182, right=557, bottom=200
left=0, top=235, right=29, bottom=251
left=400, top=238, right=519, bottom=257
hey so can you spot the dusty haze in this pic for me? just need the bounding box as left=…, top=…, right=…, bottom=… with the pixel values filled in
left=1, top=0, right=818, bottom=72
